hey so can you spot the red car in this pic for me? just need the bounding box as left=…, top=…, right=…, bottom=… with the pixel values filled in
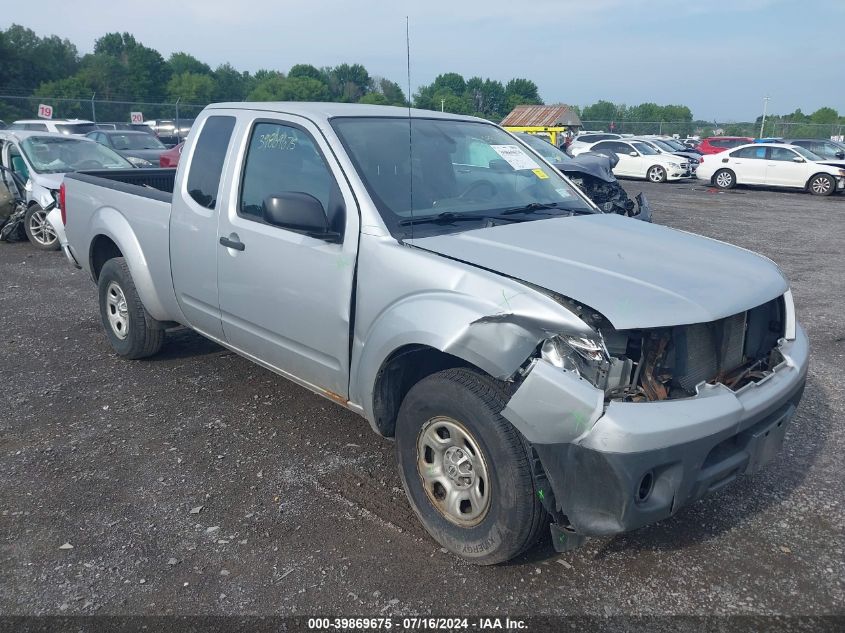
left=159, top=141, right=184, bottom=167
left=697, top=136, right=754, bottom=155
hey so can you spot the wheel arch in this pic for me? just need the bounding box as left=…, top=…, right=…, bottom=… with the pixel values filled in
left=371, top=345, right=478, bottom=437
left=805, top=171, right=835, bottom=191
left=86, top=207, right=171, bottom=321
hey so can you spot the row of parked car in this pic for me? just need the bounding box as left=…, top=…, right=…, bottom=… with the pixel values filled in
left=565, top=131, right=845, bottom=196
left=0, top=117, right=189, bottom=250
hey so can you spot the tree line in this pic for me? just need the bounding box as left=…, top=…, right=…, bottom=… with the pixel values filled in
left=0, top=25, right=544, bottom=123
left=2, top=24, right=843, bottom=137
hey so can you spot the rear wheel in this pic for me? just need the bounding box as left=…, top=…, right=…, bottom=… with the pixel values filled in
left=647, top=165, right=667, bottom=183
left=24, top=204, right=59, bottom=250
left=713, top=169, right=736, bottom=190
left=808, top=173, right=835, bottom=196
left=395, top=368, right=546, bottom=565
left=97, top=257, right=164, bottom=359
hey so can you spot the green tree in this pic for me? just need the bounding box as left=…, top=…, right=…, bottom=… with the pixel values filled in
left=213, top=63, right=250, bottom=101
left=288, top=64, right=325, bottom=82
left=326, top=63, right=370, bottom=102
left=581, top=100, right=620, bottom=122
left=810, top=107, right=838, bottom=124
left=167, top=72, right=216, bottom=104
left=504, top=78, right=542, bottom=109
left=168, top=52, right=211, bottom=77
left=247, top=75, right=329, bottom=101
left=0, top=24, right=79, bottom=92
left=367, top=77, right=406, bottom=106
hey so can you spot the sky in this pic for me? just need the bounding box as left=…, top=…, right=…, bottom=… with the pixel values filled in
left=4, top=0, right=844, bottom=121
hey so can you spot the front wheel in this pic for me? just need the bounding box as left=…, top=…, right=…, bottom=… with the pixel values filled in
left=647, top=165, right=667, bottom=183
left=24, top=204, right=59, bottom=250
left=808, top=173, right=835, bottom=196
left=395, top=368, right=546, bottom=565
left=97, top=257, right=165, bottom=359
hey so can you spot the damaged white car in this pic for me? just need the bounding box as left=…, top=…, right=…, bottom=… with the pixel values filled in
left=59, top=103, right=808, bottom=564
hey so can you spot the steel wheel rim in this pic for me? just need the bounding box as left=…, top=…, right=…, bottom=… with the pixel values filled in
left=106, top=281, right=130, bottom=340
left=649, top=167, right=664, bottom=182
left=28, top=209, right=57, bottom=245
left=416, top=416, right=491, bottom=527
left=812, top=177, right=830, bottom=194
left=716, top=172, right=732, bottom=188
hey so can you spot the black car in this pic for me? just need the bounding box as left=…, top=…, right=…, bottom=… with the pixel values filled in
left=784, top=138, right=845, bottom=160
left=86, top=130, right=168, bottom=167
left=514, top=133, right=651, bottom=220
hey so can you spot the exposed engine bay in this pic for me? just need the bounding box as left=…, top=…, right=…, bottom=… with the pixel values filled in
left=541, top=295, right=787, bottom=402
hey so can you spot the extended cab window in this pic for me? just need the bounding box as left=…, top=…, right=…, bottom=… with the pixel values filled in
left=239, top=121, right=338, bottom=226
left=186, top=115, right=235, bottom=209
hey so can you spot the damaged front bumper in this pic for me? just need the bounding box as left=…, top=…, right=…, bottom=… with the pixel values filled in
left=502, top=324, right=809, bottom=546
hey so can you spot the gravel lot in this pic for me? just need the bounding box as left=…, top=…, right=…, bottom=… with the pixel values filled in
left=1, top=179, right=843, bottom=621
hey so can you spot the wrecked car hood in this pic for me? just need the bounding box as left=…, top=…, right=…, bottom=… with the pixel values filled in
left=407, top=214, right=788, bottom=330
left=555, top=153, right=617, bottom=183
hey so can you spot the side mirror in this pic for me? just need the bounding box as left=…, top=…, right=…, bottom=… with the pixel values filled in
left=836, top=151, right=845, bottom=159
left=262, top=192, right=341, bottom=242
left=629, top=151, right=638, bottom=157
left=792, top=156, right=805, bottom=163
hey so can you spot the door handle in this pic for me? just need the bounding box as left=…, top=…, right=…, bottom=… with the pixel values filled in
left=219, top=236, right=245, bottom=251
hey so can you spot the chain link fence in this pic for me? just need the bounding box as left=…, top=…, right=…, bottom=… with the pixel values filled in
left=3, top=95, right=844, bottom=143
left=581, top=120, right=845, bottom=140
left=0, top=94, right=207, bottom=128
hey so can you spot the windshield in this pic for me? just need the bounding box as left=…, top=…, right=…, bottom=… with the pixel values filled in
left=332, top=117, right=594, bottom=238
left=652, top=140, right=677, bottom=152
left=663, top=139, right=687, bottom=151
left=632, top=142, right=659, bottom=155
left=792, top=146, right=823, bottom=161
left=55, top=123, right=99, bottom=135
left=110, top=133, right=166, bottom=150
left=20, top=137, right=132, bottom=174
left=515, top=133, right=570, bottom=164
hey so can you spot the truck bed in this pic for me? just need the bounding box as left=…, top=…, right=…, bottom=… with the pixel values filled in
left=63, top=168, right=181, bottom=324
left=69, top=168, right=175, bottom=202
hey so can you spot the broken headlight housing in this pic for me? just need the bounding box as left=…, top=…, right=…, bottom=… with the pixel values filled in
left=541, top=334, right=611, bottom=389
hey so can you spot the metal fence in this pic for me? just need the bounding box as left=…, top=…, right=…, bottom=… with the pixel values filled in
left=580, top=120, right=845, bottom=140
left=3, top=94, right=844, bottom=142
left=0, top=94, right=207, bottom=127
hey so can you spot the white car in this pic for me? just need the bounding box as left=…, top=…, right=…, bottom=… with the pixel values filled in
left=628, top=137, right=700, bottom=175
left=571, top=139, right=690, bottom=182
left=696, top=143, right=845, bottom=196
left=8, top=119, right=99, bottom=136
left=568, top=132, right=622, bottom=154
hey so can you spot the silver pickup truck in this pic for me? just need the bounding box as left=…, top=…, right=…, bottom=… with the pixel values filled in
left=60, top=103, right=808, bottom=564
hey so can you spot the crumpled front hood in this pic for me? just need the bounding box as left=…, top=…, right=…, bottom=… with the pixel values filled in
left=407, top=214, right=788, bottom=330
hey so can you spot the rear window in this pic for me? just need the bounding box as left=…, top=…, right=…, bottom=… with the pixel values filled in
left=186, top=116, right=236, bottom=209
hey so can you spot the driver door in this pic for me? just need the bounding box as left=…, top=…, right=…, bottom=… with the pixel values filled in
left=216, top=114, right=360, bottom=398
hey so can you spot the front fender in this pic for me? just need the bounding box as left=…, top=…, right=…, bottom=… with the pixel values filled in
left=88, top=207, right=170, bottom=321
left=351, top=283, right=593, bottom=427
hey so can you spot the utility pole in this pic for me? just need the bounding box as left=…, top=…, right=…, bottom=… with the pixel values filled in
left=175, top=97, right=181, bottom=140
left=441, top=98, right=445, bottom=112
left=760, top=96, right=770, bottom=138
left=91, top=93, right=96, bottom=122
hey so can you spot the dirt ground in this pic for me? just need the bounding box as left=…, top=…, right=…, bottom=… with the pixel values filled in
left=0, top=179, right=843, bottom=622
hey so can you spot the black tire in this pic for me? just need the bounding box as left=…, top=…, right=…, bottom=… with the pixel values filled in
left=97, top=257, right=165, bottom=359
left=24, top=204, right=60, bottom=251
left=713, top=168, right=736, bottom=190
left=395, top=367, right=546, bottom=565
left=808, top=173, right=835, bottom=196
left=647, top=165, right=667, bottom=183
